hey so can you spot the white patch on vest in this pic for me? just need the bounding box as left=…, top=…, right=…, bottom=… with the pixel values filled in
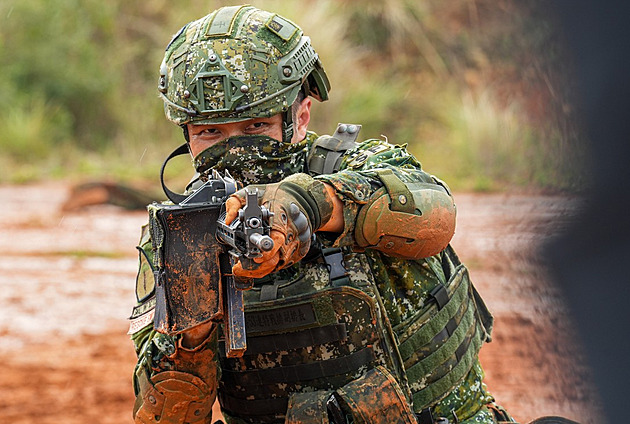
left=127, top=309, right=155, bottom=335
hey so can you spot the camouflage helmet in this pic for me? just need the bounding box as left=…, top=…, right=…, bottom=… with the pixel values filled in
left=158, top=5, right=330, bottom=129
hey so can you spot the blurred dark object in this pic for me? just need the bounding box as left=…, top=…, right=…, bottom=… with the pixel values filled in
left=62, top=181, right=159, bottom=211
left=544, top=2, right=630, bottom=424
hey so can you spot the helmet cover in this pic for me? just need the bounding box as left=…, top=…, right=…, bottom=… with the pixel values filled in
left=158, top=5, right=330, bottom=126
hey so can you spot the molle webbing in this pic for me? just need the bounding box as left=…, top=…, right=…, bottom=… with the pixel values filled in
left=220, top=348, right=376, bottom=419
left=222, top=346, right=375, bottom=386
left=219, top=322, right=347, bottom=355
left=396, top=265, right=485, bottom=411
left=220, top=395, right=286, bottom=420
left=218, top=287, right=383, bottom=422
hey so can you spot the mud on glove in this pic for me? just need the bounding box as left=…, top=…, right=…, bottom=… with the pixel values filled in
left=225, top=173, right=335, bottom=278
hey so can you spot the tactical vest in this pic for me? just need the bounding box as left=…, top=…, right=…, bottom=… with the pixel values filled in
left=217, top=245, right=491, bottom=424
left=217, top=249, right=403, bottom=423
left=217, top=125, right=492, bottom=423
left=131, top=125, right=493, bottom=423
left=394, top=246, right=492, bottom=414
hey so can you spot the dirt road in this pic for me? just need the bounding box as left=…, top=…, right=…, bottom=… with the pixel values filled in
left=0, top=182, right=600, bottom=423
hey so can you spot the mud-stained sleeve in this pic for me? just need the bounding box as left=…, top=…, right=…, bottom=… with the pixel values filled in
left=314, top=138, right=438, bottom=247
left=132, top=326, right=221, bottom=422
left=129, top=218, right=221, bottom=422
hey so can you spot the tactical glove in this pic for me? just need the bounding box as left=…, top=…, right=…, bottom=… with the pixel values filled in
left=225, top=173, right=335, bottom=278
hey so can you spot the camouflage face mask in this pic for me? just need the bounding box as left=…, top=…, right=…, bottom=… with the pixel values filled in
left=193, top=135, right=307, bottom=185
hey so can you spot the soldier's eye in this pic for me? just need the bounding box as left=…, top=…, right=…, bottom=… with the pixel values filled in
left=198, top=128, right=220, bottom=136
left=245, top=121, right=270, bottom=133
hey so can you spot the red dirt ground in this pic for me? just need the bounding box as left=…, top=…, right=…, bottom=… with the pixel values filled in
left=0, top=182, right=601, bottom=423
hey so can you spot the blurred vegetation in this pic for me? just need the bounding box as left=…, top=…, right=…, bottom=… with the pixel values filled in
left=0, top=0, right=584, bottom=191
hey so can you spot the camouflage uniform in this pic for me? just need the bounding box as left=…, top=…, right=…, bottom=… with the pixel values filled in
left=130, top=131, right=510, bottom=424
left=130, top=5, right=514, bottom=424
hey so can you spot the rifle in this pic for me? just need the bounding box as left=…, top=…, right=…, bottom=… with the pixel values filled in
left=216, top=185, right=274, bottom=356
left=148, top=170, right=273, bottom=358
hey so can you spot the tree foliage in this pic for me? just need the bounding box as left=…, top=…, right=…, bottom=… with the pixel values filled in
left=0, top=0, right=583, bottom=190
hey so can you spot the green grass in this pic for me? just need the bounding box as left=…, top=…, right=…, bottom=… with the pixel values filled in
left=0, top=0, right=584, bottom=192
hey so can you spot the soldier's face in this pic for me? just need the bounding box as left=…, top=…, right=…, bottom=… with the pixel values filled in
left=187, top=97, right=312, bottom=158
left=188, top=114, right=284, bottom=158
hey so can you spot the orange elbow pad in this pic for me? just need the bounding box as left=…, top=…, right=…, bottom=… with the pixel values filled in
left=354, top=181, right=456, bottom=259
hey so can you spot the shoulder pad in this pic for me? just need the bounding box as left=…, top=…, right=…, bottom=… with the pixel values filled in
left=431, top=174, right=452, bottom=196
left=355, top=170, right=456, bottom=259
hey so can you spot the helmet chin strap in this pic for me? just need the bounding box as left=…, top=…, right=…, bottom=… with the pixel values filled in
left=282, top=109, right=294, bottom=143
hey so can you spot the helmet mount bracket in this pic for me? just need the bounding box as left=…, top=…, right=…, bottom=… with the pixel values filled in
left=188, top=55, right=248, bottom=115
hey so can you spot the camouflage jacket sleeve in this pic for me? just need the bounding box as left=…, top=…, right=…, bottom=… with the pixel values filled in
left=314, top=137, right=447, bottom=247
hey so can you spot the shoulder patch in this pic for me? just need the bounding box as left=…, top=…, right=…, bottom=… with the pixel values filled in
left=128, top=297, right=155, bottom=335
left=135, top=246, right=155, bottom=302
left=205, top=5, right=249, bottom=37
left=266, top=14, right=299, bottom=41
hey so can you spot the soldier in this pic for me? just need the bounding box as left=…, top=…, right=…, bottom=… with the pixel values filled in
left=129, top=5, right=518, bottom=424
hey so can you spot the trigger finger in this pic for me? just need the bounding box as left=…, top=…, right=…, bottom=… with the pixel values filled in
left=225, top=196, right=244, bottom=224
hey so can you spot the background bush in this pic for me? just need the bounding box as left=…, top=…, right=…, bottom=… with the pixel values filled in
left=0, top=0, right=584, bottom=191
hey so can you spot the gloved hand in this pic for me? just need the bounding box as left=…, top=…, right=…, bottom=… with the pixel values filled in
left=225, top=173, right=336, bottom=279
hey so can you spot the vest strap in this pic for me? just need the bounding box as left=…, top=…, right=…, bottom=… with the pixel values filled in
left=260, top=282, right=280, bottom=301
left=220, top=393, right=289, bottom=418
left=429, top=283, right=449, bottom=309
left=322, top=247, right=350, bottom=286
left=375, top=168, right=415, bottom=214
